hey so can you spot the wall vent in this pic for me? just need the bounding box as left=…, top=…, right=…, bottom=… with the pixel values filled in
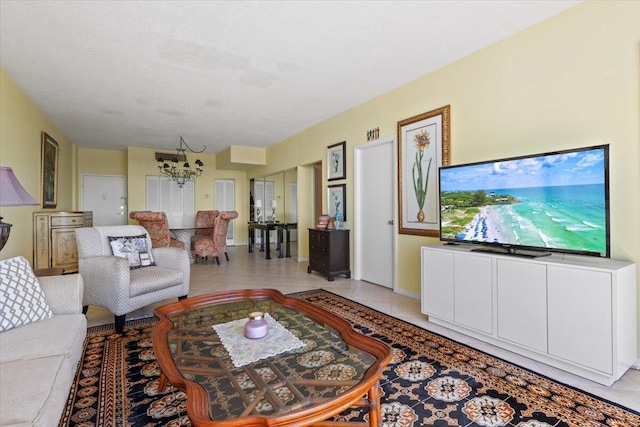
left=155, top=152, right=186, bottom=162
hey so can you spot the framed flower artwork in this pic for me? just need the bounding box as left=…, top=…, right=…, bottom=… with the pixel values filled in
left=327, top=183, right=346, bottom=221
left=397, top=105, right=450, bottom=236
left=327, top=141, right=346, bottom=181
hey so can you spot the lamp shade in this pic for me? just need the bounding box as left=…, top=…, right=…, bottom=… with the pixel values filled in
left=271, top=200, right=277, bottom=208
left=254, top=200, right=262, bottom=208
left=0, top=167, right=39, bottom=206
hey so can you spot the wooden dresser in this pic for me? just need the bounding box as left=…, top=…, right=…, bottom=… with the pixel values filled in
left=307, top=228, right=350, bottom=281
left=33, top=211, right=93, bottom=273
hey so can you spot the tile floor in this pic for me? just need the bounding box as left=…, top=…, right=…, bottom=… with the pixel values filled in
left=85, top=245, right=640, bottom=412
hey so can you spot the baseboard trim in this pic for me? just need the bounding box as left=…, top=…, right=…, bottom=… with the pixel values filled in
left=394, top=287, right=420, bottom=300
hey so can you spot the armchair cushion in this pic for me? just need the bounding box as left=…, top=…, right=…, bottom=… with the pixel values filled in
left=108, top=234, right=156, bottom=269
left=0, top=256, right=53, bottom=332
left=129, top=266, right=184, bottom=297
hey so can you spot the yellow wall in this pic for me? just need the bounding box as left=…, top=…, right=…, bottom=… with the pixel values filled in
left=78, top=147, right=127, bottom=176
left=217, top=145, right=266, bottom=170
left=0, top=69, right=76, bottom=261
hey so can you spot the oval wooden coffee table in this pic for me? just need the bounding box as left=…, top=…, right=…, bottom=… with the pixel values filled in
left=152, top=289, right=392, bottom=426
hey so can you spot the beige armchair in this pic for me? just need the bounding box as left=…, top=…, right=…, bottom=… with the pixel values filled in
left=75, top=225, right=190, bottom=333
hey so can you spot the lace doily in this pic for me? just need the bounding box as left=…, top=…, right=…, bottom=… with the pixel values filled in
left=212, top=313, right=305, bottom=367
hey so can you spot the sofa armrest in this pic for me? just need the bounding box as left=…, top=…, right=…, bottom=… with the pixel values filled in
left=38, top=273, right=84, bottom=315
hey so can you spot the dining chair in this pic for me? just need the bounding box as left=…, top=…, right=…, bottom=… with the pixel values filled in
left=211, top=211, right=238, bottom=264
left=191, top=210, right=218, bottom=263
left=129, top=211, right=184, bottom=249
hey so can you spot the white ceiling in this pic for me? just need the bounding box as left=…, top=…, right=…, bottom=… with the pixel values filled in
left=0, top=1, right=580, bottom=155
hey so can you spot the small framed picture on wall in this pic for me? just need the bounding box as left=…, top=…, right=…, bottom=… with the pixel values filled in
left=327, top=141, right=346, bottom=181
left=327, top=183, right=346, bottom=221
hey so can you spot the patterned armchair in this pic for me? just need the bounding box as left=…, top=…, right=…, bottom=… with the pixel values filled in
left=191, top=210, right=218, bottom=264
left=129, top=211, right=184, bottom=249
left=211, top=211, right=238, bottom=264
left=75, top=225, right=190, bottom=333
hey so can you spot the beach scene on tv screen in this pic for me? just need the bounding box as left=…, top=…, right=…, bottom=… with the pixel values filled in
left=440, top=148, right=607, bottom=254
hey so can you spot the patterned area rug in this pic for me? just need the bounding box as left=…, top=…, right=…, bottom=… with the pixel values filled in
left=59, top=289, right=639, bottom=427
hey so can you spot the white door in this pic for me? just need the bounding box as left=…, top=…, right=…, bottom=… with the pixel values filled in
left=81, top=175, right=127, bottom=225
left=355, top=137, right=394, bottom=288
left=215, top=179, right=235, bottom=245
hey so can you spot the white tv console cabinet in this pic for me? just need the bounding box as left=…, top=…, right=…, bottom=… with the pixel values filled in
left=421, top=244, right=637, bottom=386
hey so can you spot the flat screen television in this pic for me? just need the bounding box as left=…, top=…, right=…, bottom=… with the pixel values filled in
left=438, top=144, right=610, bottom=258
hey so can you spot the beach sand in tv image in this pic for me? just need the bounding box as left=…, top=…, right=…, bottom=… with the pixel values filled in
left=439, top=148, right=608, bottom=254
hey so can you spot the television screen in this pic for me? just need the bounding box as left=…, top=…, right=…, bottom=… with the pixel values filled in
left=439, top=145, right=610, bottom=258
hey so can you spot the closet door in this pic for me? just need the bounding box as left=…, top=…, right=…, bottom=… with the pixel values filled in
left=215, top=179, right=235, bottom=245
left=146, top=176, right=195, bottom=228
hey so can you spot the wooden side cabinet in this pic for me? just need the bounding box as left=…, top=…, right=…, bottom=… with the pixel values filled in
left=307, top=228, right=350, bottom=281
left=33, top=211, right=93, bottom=273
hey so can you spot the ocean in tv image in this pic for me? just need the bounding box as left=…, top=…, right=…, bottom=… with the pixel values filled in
left=439, top=147, right=608, bottom=255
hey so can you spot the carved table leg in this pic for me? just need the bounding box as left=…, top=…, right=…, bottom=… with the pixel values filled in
left=367, top=382, right=381, bottom=427
left=158, top=372, right=168, bottom=392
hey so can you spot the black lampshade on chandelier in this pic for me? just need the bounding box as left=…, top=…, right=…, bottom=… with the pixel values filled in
left=157, top=136, right=205, bottom=188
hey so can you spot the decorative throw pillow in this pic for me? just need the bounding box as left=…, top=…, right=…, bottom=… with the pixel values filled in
left=108, top=234, right=156, bottom=269
left=0, top=256, right=54, bottom=332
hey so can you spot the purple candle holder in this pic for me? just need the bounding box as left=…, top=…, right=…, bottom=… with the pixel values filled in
left=244, top=311, right=268, bottom=339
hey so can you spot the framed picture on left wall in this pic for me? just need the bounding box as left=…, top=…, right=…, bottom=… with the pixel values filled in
left=41, top=132, right=59, bottom=208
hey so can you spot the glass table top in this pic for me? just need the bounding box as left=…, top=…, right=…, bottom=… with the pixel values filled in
left=164, top=296, right=379, bottom=421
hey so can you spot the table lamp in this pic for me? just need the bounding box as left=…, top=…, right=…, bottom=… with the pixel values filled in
left=271, top=200, right=277, bottom=221
left=0, top=166, right=39, bottom=251
left=255, top=200, right=262, bottom=223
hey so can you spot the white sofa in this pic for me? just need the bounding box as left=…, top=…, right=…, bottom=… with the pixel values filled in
left=0, top=274, right=87, bottom=426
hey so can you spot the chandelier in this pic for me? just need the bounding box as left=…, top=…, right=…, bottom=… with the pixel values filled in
left=157, top=136, right=205, bottom=188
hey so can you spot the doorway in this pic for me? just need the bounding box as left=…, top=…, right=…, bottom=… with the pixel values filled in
left=354, top=137, right=395, bottom=289
left=81, top=175, right=127, bottom=226
left=313, top=163, right=322, bottom=223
